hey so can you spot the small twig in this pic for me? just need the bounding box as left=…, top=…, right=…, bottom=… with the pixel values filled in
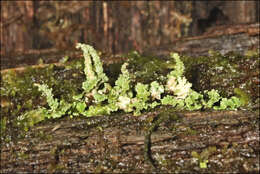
left=144, top=112, right=167, bottom=170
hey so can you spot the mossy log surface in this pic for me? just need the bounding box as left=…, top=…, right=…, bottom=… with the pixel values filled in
left=1, top=23, right=259, bottom=173
left=1, top=109, right=259, bottom=173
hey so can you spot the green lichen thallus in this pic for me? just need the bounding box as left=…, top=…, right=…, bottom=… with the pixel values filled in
left=28, top=43, right=241, bottom=121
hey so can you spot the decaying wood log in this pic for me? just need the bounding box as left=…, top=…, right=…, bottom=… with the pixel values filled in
left=143, top=23, right=260, bottom=57
left=1, top=109, right=259, bottom=173
left=1, top=23, right=259, bottom=173
left=0, top=52, right=127, bottom=75
left=0, top=49, right=82, bottom=70
left=1, top=23, right=259, bottom=72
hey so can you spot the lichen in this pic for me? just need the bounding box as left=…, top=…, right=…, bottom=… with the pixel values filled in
left=150, top=81, right=164, bottom=100
left=203, top=89, right=221, bottom=108
left=33, top=83, right=72, bottom=119
left=183, top=50, right=259, bottom=109
left=131, top=83, right=151, bottom=116
left=20, top=43, right=242, bottom=124
left=76, top=43, right=108, bottom=93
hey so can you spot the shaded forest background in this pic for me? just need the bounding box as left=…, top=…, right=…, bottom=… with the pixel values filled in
left=1, top=1, right=259, bottom=55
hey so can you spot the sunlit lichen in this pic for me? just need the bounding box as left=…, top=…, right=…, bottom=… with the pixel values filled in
left=33, top=83, right=72, bottom=119
left=108, top=62, right=133, bottom=113
left=161, top=95, right=177, bottom=107
left=168, top=53, right=185, bottom=78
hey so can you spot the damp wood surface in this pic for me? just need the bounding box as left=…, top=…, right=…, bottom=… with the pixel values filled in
left=1, top=23, right=259, bottom=173
left=1, top=109, right=259, bottom=173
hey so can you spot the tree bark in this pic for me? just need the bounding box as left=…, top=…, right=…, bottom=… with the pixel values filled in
left=1, top=109, right=259, bottom=173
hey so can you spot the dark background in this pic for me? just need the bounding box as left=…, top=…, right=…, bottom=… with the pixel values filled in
left=1, top=1, right=259, bottom=55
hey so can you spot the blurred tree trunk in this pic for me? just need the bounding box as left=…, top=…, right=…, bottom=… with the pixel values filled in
left=1, top=1, right=258, bottom=55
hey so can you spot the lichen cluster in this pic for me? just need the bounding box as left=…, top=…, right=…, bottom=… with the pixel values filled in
left=23, top=43, right=241, bottom=121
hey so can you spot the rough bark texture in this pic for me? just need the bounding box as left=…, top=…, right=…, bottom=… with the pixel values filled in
left=1, top=110, right=259, bottom=173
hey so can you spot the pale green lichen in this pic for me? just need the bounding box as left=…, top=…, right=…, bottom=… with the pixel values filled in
left=203, top=89, right=221, bottom=108
left=150, top=81, right=164, bottom=100
left=76, top=43, right=108, bottom=96
left=167, top=76, right=192, bottom=99
left=167, top=53, right=185, bottom=78
left=166, top=53, right=192, bottom=99
left=108, top=62, right=133, bottom=113
left=214, top=96, right=241, bottom=110
left=23, top=43, right=242, bottom=123
left=34, top=83, right=59, bottom=112
left=184, top=90, right=203, bottom=110
left=33, top=83, right=72, bottom=119
left=131, top=83, right=150, bottom=116
left=114, top=63, right=132, bottom=95
left=117, top=96, right=132, bottom=112
left=161, top=95, right=178, bottom=107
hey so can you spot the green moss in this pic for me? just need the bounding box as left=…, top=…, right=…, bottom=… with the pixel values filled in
left=127, top=51, right=174, bottom=83
left=17, top=108, right=47, bottom=131
left=32, top=44, right=242, bottom=119
left=234, top=88, right=250, bottom=106
left=1, top=58, right=87, bottom=140
left=0, top=117, right=7, bottom=136
left=1, top=44, right=248, bottom=134
left=245, top=49, right=260, bottom=59
left=17, top=151, right=29, bottom=160
left=183, top=50, right=259, bottom=109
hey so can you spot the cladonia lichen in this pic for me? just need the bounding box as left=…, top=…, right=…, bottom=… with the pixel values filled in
left=22, top=43, right=242, bottom=122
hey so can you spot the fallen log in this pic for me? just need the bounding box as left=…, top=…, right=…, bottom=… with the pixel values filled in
left=1, top=23, right=259, bottom=173
left=1, top=109, right=259, bottom=173
left=143, top=23, right=259, bottom=57
left=1, top=23, right=259, bottom=73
